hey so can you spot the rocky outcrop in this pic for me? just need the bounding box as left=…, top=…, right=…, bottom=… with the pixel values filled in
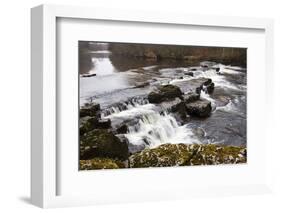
left=80, top=116, right=98, bottom=136
left=204, top=82, right=215, bottom=94
left=183, top=92, right=200, bottom=104
left=186, top=99, right=212, bottom=117
left=129, top=143, right=246, bottom=168
left=80, top=116, right=111, bottom=136
left=148, top=84, right=183, bottom=103
left=80, top=158, right=125, bottom=170
left=80, top=129, right=129, bottom=160
left=172, top=77, right=213, bottom=94
left=80, top=102, right=101, bottom=117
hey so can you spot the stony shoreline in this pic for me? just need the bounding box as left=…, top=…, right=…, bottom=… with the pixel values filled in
left=80, top=143, right=247, bottom=170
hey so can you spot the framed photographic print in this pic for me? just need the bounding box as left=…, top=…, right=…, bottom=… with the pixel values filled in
left=31, top=4, right=274, bottom=208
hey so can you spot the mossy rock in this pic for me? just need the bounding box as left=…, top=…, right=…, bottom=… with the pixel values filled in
left=129, top=143, right=200, bottom=168
left=186, top=99, right=212, bottom=117
left=148, top=84, right=183, bottom=103
left=80, top=158, right=125, bottom=170
left=80, top=117, right=112, bottom=136
left=183, top=92, right=200, bottom=104
left=170, top=101, right=189, bottom=122
left=80, top=129, right=129, bottom=160
left=129, top=143, right=246, bottom=168
left=80, top=102, right=101, bottom=117
left=148, top=92, right=163, bottom=103
left=188, top=144, right=247, bottom=165
left=79, top=116, right=98, bottom=136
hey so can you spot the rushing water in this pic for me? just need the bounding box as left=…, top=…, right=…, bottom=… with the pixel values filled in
left=80, top=44, right=247, bottom=153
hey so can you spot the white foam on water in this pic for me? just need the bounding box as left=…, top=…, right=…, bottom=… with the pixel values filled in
left=103, top=101, right=198, bottom=148
left=194, top=68, right=245, bottom=92
left=125, top=112, right=198, bottom=148
left=104, top=103, right=156, bottom=120
left=200, top=89, right=217, bottom=110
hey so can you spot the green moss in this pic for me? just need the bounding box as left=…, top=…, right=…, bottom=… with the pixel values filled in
left=80, top=129, right=129, bottom=160
left=80, top=158, right=125, bottom=170
left=129, top=143, right=246, bottom=168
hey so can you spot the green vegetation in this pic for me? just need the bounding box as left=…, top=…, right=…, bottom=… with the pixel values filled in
left=80, top=158, right=125, bottom=170
left=129, top=143, right=247, bottom=168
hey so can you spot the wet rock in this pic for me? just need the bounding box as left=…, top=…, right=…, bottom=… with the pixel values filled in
left=97, top=119, right=111, bottom=129
left=147, top=92, right=163, bottom=104
left=157, top=97, right=182, bottom=110
left=172, top=77, right=213, bottom=94
left=184, top=72, right=194, bottom=77
left=79, top=116, right=98, bottom=136
left=128, top=142, right=146, bottom=154
left=188, top=66, right=201, bottom=71
left=116, top=124, right=128, bottom=134
left=129, top=143, right=247, bottom=168
left=80, top=117, right=111, bottom=136
left=81, top=73, right=97, bottom=78
left=80, top=102, right=101, bottom=117
left=204, top=82, right=215, bottom=94
left=183, top=92, right=200, bottom=104
left=80, top=129, right=129, bottom=160
left=200, top=61, right=217, bottom=68
left=80, top=158, right=125, bottom=170
left=186, top=99, right=212, bottom=117
left=202, top=78, right=212, bottom=86
left=148, top=84, right=183, bottom=103
left=170, top=101, right=189, bottom=122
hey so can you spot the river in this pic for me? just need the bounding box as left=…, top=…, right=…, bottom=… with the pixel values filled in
left=80, top=43, right=247, bottom=154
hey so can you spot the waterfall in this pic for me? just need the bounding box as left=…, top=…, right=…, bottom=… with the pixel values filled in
left=103, top=98, right=198, bottom=149
left=125, top=112, right=196, bottom=148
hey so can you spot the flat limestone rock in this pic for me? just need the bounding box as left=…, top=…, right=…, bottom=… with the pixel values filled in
left=129, top=143, right=246, bottom=168
left=172, top=77, right=212, bottom=94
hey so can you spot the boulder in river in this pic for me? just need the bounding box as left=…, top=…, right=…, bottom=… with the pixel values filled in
left=129, top=143, right=246, bottom=168
left=204, top=82, right=215, bottom=94
left=184, top=71, right=194, bottom=77
left=186, top=99, right=212, bottom=117
left=172, top=77, right=213, bottom=94
left=183, top=92, right=200, bottom=104
left=148, top=84, right=183, bottom=103
left=170, top=100, right=190, bottom=122
left=80, top=129, right=129, bottom=160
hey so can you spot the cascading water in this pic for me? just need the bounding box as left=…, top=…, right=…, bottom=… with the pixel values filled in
left=103, top=99, right=198, bottom=150
left=125, top=112, right=196, bottom=148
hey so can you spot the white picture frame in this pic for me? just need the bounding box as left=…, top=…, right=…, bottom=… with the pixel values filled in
left=31, top=4, right=274, bottom=208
